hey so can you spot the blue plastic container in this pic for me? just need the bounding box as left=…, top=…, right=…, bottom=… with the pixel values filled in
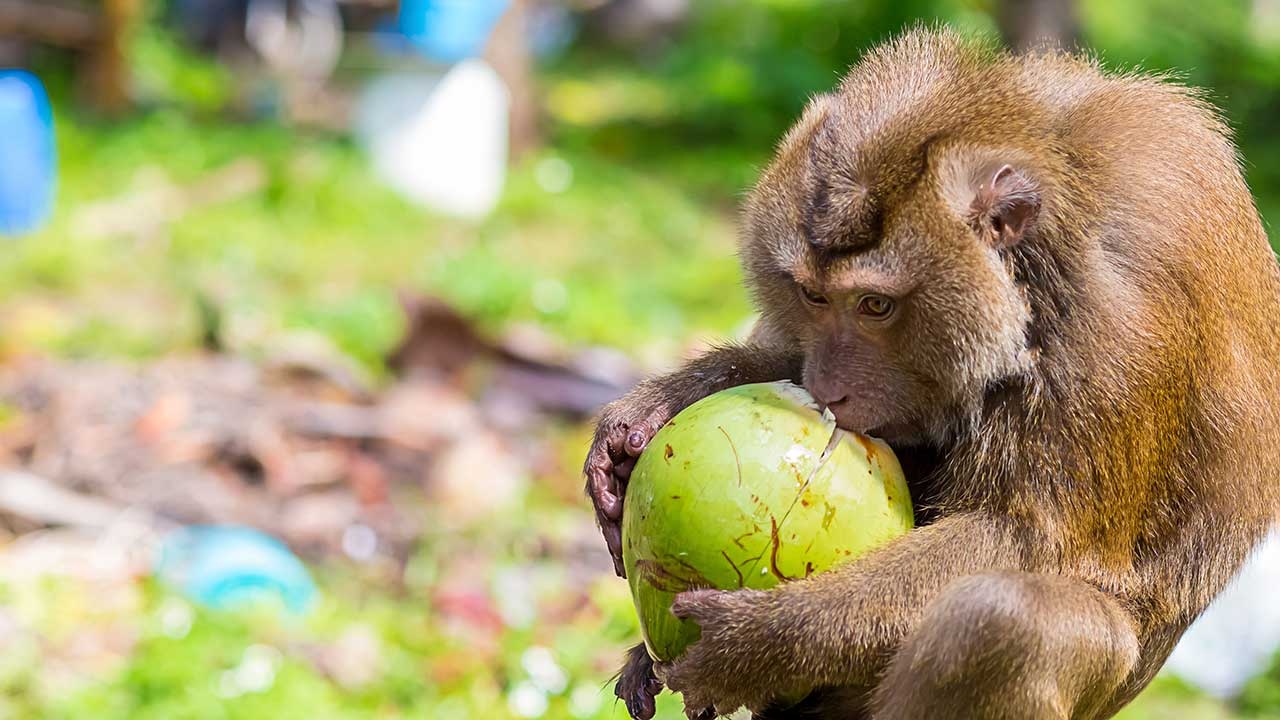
left=155, top=525, right=318, bottom=615
left=398, top=0, right=510, bottom=63
left=0, top=70, right=56, bottom=236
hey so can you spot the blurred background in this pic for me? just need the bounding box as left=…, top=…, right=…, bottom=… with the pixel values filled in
left=2, top=1, right=1280, bottom=718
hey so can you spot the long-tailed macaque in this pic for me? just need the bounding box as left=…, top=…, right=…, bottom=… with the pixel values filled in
left=585, top=28, right=1280, bottom=720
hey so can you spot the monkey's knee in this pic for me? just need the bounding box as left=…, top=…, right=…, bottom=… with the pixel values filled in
left=874, top=572, right=1139, bottom=720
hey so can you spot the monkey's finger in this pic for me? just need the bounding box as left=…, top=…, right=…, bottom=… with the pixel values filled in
left=625, top=429, right=650, bottom=456
left=629, top=690, right=658, bottom=720
left=615, top=677, right=656, bottom=720
left=584, top=442, right=619, bottom=499
left=670, top=589, right=724, bottom=621
left=628, top=409, right=675, bottom=455
left=615, top=456, right=637, bottom=480
left=588, top=467, right=623, bottom=520
left=603, top=522, right=626, bottom=577
left=592, top=505, right=625, bottom=577
left=627, top=419, right=668, bottom=456
left=626, top=698, right=650, bottom=720
left=646, top=676, right=664, bottom=695
left=606, top=425, right=631, bottom=458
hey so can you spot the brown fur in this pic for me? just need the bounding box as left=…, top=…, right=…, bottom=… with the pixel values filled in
left=586, top=27, right=1280, bottom=720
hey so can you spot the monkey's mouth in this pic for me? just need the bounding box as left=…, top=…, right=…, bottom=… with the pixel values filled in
left=863, top=422, right=920, bottom=445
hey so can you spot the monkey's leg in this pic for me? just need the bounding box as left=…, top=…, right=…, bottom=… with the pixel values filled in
left=754, top=686, right=873, bottom=720
left=872, top=571, right=1140, bottom=720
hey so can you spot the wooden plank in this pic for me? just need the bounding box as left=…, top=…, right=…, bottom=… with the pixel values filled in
left=0, top=0, right=98, bottom=47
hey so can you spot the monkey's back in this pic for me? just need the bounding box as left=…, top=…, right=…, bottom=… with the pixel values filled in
left=831, top=28, right=1280, bottom=628
left=1030, top=53, right=1280, bottom=500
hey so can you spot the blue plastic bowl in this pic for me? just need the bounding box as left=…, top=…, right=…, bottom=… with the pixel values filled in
left=398, top=0, right=511, bottom=63
left=155, top=525, right=318, bottom=615
left=0, top=70, right=55, bottom=236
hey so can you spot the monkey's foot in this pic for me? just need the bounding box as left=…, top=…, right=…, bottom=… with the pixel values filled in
left=616, top=643, right=664, bottom=720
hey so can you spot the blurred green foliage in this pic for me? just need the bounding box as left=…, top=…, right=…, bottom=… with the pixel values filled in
left=0, top=112, right=746, bottom=369
left=7, top=0, right=1280, bottom=368
left=552, top=0, right=1280, bottom=222
left=1238, top=654, right=1280, bottom=717
left=1081, top=0, right=1280, bottom=224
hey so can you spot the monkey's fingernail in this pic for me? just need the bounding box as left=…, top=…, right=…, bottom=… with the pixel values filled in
left=626, top=430, right=648, bottom=454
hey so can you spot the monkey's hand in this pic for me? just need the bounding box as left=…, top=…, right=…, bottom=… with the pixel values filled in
left=584, top=393, right=674, bottom=577
left=656, top=589, right=807, bottom=718
left=585, top=337, right=804, bottom=577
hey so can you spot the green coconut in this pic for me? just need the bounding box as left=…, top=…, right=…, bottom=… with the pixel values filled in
left=622, top=381, right=914, bottom=662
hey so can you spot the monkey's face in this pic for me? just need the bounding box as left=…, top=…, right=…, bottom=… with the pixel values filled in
left=743, top=131, right=1040, bottom=447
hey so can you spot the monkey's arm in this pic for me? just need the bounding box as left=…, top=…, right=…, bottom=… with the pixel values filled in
left=585, top=329, right=804, bottom=577
left=658, top=513, right=1029, bottom=716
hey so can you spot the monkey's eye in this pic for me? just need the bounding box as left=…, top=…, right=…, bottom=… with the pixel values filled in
left=799, top=286, right=830, bottom=307
left=856, top=294, right=895, bottom=319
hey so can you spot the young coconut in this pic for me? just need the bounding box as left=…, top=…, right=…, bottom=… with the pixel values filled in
left=622, top=381, right=914, bottom=662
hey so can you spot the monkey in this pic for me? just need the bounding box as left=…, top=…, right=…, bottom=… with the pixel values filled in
left=583, top=27, right=1280, bottom=720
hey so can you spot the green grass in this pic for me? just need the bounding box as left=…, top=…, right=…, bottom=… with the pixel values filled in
left=0, top=518, right=689, bottom=720
left=1, top=568, right=1261, bottom=720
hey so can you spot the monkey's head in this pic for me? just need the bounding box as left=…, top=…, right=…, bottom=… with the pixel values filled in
left=743, top=88, right=1050, bottom=448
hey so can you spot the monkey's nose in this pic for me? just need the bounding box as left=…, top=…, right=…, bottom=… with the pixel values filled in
left=827, top=398, right=851, bottom=416
left=803, top=378, right=849, bottom=413
left=811, top=391, right=864, bottom=433
left=818, top=394, right=850, bottom=412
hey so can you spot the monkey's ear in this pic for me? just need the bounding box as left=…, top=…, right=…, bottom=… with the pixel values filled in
left=969, top=164, right=1040, bottom=249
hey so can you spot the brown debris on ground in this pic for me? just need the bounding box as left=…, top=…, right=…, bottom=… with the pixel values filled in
left=0, top=295, right=635, bottom=563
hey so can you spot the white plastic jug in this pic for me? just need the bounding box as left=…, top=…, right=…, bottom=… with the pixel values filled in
left=355, top=60, right=509, bottom=220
